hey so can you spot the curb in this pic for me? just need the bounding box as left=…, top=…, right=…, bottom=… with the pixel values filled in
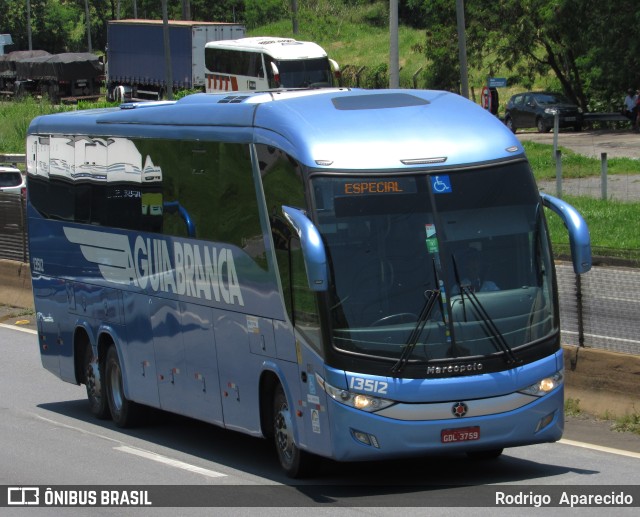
left=563, top=345, right=640, bottom=417
left=0, top=259, right=33, bottom=310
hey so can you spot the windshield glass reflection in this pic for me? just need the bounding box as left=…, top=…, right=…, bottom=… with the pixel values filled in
left=311, top=162, right=557, bottom=363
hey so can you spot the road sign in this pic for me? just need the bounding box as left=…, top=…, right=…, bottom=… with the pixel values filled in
left=488, top=77, right=507, bottom=88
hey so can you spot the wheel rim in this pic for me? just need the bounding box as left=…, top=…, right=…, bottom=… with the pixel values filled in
left=274, top=399, right=295, bottom=466
left=85, top=353, right=102, bottom=404
left=109, top=360, right=123, bottom=412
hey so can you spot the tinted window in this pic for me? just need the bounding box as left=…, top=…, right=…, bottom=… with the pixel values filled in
left=29, top=138, right=267, bottom=269
left=0, top=171, right=23, bottom=187
left=205, top=48, right=264, bottom=78
left=535, top=93, right=571, bottom=104
left=258, top=144, right=321, bottom=348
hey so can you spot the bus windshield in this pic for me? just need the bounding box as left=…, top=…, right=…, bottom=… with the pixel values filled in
left=276, top=58, right=333, bottom=87
left=312, top=161, right=557, bottom=364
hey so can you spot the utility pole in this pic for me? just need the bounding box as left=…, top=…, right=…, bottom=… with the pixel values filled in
left=161, top=0, right=174, bottom=100
left=26, top=0, right=32, bottom=50
left=456, top=0, right=469, bottom=98
left=84, top=0, right=92, bottom=52
left=389, top=0, right=399, bottom=88
left=291, top=1, right=299, bottom=35
left=182, top=0, right=191, bottom=21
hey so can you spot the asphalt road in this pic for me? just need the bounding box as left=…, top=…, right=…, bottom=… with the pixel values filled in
left=1, top=322, right=639, bottom=515
left=1, top=316, right=639, bottom=452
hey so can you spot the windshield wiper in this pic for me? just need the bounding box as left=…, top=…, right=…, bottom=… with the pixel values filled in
left=391, top=288, right=440, bottom=375
left=452, top=255, right=521, bottom=365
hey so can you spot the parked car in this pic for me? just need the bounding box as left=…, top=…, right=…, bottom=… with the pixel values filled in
left=0, top=164, right=26, bottom=196
left=504, top=91, right=583, bottom=133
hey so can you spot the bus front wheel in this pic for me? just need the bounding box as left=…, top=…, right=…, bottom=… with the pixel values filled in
left=105, top=345, right=141, bottom=427
left=273, top=385, right=313, bottom=478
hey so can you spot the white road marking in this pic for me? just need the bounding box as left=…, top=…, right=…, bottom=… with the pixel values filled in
left=114, top=445, right=227, bottom=478
left=559, top=438, right=640, bottom=460
left=0, top=322, right=37, bottom=334
left=34, top=414, right=226, bottom=478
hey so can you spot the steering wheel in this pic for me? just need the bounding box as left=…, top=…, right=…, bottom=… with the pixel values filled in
left=370, top=313, right=418, bottom=327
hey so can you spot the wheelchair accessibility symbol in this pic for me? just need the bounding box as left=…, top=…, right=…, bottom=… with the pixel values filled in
left=431, top=175, right=452, bottom=194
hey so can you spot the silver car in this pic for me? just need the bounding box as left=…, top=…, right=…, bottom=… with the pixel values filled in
left=0, top=165, right=26, bottom=196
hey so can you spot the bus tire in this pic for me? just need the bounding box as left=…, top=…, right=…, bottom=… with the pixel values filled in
left=83, top=343, right=110, bottom=420
left=467, top=448, right=504, bottom=460
left=273, top=384, right=313, bottom=478
left=105, top=344, right=141, bottom=428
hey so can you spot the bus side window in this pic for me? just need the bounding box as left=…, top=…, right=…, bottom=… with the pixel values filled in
left=134, top=140, right=269, bottom=269
left=254, top=53, right=265, bottom=79
left=257, top=144, right=321, bottom=347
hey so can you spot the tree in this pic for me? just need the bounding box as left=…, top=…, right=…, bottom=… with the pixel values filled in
left=405, top=0, right=640, bottom=110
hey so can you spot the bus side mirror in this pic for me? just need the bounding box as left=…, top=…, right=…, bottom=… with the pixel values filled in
left=282, top=205, right=328, bottom=291
left=540, top=193, right=592, bottom=274
left=270, top=62, right=281, bottom=88
left=329, top=58, right=341, bottom=82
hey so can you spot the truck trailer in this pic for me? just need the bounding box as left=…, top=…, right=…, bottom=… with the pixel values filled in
left=106, top=19, right=245, bottom=101
left=0, top=50, right=102, bottom=103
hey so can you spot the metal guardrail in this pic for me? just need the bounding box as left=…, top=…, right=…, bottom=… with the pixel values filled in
left=583, top=112, right=629, bottom=123
left=0, top=192, right=28, bottom=262
left=0, top=153, right=25, bottom=168
left=557, top=262, right=640, bottom=355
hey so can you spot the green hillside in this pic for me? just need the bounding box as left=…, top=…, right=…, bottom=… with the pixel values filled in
left=245, top=5, right=558, bottom=109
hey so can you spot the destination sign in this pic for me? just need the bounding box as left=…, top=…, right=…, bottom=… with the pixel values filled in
left=344, top=181, right=404, bottom=194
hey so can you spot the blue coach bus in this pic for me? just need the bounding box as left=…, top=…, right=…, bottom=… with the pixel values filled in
left=26, top=88, right=591, bottom=477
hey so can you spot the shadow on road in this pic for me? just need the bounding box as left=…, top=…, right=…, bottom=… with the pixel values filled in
left=38, top=398, right=598, bottom=492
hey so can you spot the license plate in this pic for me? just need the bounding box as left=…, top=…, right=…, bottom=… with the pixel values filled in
left=441, top=426, right=480, bottom=443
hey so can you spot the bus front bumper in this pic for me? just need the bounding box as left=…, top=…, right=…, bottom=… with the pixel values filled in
left=322, top=386, right=564, bottom=462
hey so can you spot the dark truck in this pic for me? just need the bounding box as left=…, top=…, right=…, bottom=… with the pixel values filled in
left=0, top=50, right=102, bottom=103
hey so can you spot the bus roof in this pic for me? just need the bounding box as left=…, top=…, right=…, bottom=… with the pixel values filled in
left=28, top=89, right=524, bottom=170
left=204, top=37, right=328, bottom=60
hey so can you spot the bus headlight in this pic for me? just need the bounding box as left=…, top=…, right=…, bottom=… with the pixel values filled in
left=518, top=370, right=563, bottom=397
left=316, top=374, right=395, bottom=412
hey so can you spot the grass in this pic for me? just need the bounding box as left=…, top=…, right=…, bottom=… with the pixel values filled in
left=523, top=141, right=640, bottom=180
left=521, top=140, right=640, bottom=256
left=611, top=413, right=640, bottom=435
left=247, top=5, right=431, bottom=89
left=0, top=97, right=59, bottom=154
left=565, top=398, right=582, bottom=417
left=566, top=398, right=640, bottom=437
left=545, top=196, right=640, bottom=252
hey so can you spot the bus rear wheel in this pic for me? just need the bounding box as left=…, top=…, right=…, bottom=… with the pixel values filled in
left=273, top=385, right=313, bottom=478
left=83, top=343, right=110, bottom=419
left=105, top=345, right=141, bottom=427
